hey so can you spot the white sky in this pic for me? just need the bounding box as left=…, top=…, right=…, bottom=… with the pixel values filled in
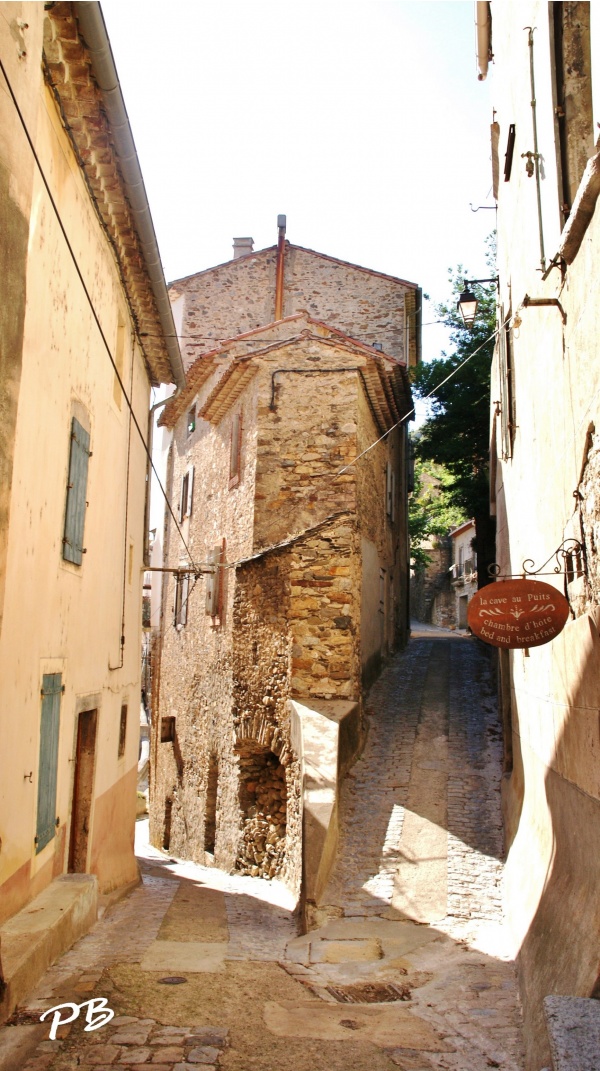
left=101, top=0, right=494, bottom=365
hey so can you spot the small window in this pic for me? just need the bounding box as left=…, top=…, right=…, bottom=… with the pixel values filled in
left=179, top=465, right=194, bottom=522
left=118, top=704, right=127, bottom=758
left=386, top=461, right=396, bottom=522
left=229, top=411, right=242, bottom=487
left=160, top=716, right=175, bottom=743
left=205, top=544, right=223, bottom=618
left=187, top=405, right=196, bottom=436
left=63, top=417, right=91, bottom=565
left=174, top=573, right=189, bottom=627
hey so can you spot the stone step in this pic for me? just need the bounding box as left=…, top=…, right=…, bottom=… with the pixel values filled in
left=544, top=995, right=600, bottom=1071
left=0, top=874, right=97, bottom=1023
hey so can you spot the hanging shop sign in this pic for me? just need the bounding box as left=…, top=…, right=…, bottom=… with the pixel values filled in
left=467, top=579, right=570, bottom=648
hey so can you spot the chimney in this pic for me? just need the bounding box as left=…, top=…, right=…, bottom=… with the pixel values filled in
left=232, top=237, right=254, bottom=260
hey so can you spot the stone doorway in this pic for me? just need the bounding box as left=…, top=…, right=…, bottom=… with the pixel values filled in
left=236, top=743, right=287, bottom=878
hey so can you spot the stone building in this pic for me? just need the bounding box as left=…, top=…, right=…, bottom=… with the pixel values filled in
left=0, top=0, right=183, bottom=960
left=447, top=519, right=477, bottom=627
left=480, top=3, right=600, bottom=1066
left=151, top=237, right=419, bottom=906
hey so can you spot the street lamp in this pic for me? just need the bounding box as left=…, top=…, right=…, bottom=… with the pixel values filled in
left=457, top=277, right=499, bottom=327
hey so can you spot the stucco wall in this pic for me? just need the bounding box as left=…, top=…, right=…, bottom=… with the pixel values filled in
left=491, top=6, right=600, bottom=1067
left=0, top=16, right=153, bottom=917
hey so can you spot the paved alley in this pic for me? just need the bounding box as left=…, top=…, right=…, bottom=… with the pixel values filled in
left=0, top=630, right=524, bottom=1071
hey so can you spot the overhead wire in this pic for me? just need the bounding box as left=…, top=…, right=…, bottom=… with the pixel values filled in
left=206, top=310, right=512, bottom=573
left=1, top=53, right=509, bottom=586
left=0, top=55, right=201, bottom=574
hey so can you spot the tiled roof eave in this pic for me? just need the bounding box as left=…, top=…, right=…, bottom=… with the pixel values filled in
left=44, top=5, right=184, bottom=387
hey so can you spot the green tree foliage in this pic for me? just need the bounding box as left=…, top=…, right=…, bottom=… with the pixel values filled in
left=411, top=238, right=497, bottom=581
left=409, top=458, right=467, bottom=569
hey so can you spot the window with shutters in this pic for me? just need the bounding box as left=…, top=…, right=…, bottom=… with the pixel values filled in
left=386, top=461, right=396, bottom=523
left=63, top=417, right=91, bottom=565
left=498, top=307, right=516, bottom=460
left=174, top=572, right=189, bottom=628
left=229, top=410, right=242, bottom=488
left=36, top=674, right=62, bottom=853
left=179, top=465, right=194, bottom=522
left=206, top=542, right=225, bottom=620
left=552, top=3, right=593, bottom=224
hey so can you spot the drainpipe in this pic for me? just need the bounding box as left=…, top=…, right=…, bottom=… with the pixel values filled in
left=525, top=27, right=546, bottom=272
left=274, top=214, right=287, bottom=321
left=476, top=1, right=492, bottom=81
left=143, top=387, right=181, bottom=567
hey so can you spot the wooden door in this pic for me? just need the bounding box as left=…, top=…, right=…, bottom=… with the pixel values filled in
left=68, top=709, right=97, bottom=872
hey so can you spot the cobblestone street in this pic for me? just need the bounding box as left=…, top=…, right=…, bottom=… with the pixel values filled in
left=0, top=629, right=524, bottom=1071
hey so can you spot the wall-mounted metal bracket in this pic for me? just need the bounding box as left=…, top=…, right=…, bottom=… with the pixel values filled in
left=522, top=294, right=567, bottom=324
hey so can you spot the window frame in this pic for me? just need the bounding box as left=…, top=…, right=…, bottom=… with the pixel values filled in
left=63, top=417, right=91, bottom=566
left=229, top=410, right=243, bottom=488
left=179, top=464, right=194, bottom=522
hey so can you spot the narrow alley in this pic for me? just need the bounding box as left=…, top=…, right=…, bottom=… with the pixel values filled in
left=0, top=630, right=524, bottom=1071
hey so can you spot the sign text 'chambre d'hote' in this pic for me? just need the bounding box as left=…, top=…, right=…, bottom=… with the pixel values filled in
left=467, top=578, right=570, bottom=649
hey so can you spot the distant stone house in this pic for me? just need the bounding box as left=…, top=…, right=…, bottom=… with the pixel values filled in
left=151, top=239, right=419, bottom=900
left=448, top=519, right=477, bottom=628
left=0, top=1, right=183, bottom=939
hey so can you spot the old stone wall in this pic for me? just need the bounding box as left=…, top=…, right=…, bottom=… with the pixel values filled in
left=170, top=243, right=418, bottom=369
left=232, top=554, right=302, bottom=892
left=411, top=538, right=452, bottom=623
left=155, top=253, right=414, bottom=900
left=151, top=366, right=259, bottom=872
left=356, top=383, right=408, bottom=676
left=252, top=339, right=359, bottom=550
left=289, top=523, right=362, bottom=703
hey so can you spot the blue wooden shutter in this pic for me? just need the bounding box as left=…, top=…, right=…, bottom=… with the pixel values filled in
left=36, top=674, right=62, bottom=853
left=63, top=418, right=90, bottom=565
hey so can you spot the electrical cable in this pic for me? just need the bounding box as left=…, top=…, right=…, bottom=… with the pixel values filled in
left=0, top=55, right=200, bottom=574
left=1, top=52, right=511, bottom=587
left=139, top=317, right=448, bottom=343
left=189, top=312, right=514, bottom=575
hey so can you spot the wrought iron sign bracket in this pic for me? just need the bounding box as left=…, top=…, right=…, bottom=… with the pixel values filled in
left=487, top=539, right=585, bottom=617
left=487, top=538, right=584, bottom=581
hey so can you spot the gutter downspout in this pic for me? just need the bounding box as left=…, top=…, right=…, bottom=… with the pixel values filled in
left=73, top=2, right=185, bottom=389
left=526, top=27, right=547, bottom=273
left=274, top=214, right=286, bottom=320
left=143, top=388, right=181, bottom=567
left=476, top=1, right=492, bottom=81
